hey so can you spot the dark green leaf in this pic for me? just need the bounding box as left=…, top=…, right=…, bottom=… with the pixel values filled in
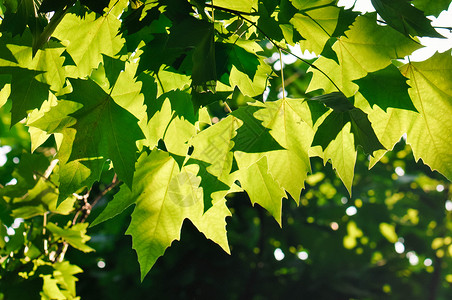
left=353, top=64, right=417, bottom=111
left=66, top=78, right=144, bottom=188
left=232, top=105, right=284, bottom=153
left=370, top=0, right=443, bottom=38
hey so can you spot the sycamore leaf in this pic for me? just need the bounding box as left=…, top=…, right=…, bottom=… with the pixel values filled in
left=0, top=67, right=50, bottom=125
left=65, top=78, right=144, bottom=188
left=250, top=99, right=313, bottom=201
left=231, top=105, right=284, bottom=153
left=353, top=64, right=417, bottom=111
left=110, top=150, right=230, bottom=280
left=307, top=13, right=421, bottom=96
left=370, top=0, right=443, bottom=38
left=290, top=5, right=340, bottom=54
left=11, top=178, right=76, bottom=219
left=321, top=122, right=357, bottom=194
left=41, top=275, right=67, bottom=300
left=412, top=0, right=451, bottom=17
left=311, top=92, right=384, bottom=155
left=91, top=150, right=174, bottom=227
left=163, top=116, right=196, bottom=156
left=190, top=115, right=241, bottom=181
left=46, top=222, right=94, bottom=252
left=52, top=10, right=124, bottom=77
left=313, top=107, right=384, bottom=156
left=366, top=53, right=452, bottom=177
left=400, top=52, right=452, bottom=180
left=236, top=155, right=286, bottom=226
left=229, top=59, right=272, bottom=97
left=80, top=0, right=110, bottom=15
left=185, top=159, right=231, bottom=211
left=216, top=43, right=260, bottom=82
left=57, top=128, right=106, bottom=202
left=310, top=91, right=354, bottom=112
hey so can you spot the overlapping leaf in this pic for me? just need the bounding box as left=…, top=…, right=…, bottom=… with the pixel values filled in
left=52, top=9, right=125, bottom=77
left=93, top=150, right=231, bottom=280
left=307, top=13, right=421, bottom=96
left=370, top=0, right=443, bottom=38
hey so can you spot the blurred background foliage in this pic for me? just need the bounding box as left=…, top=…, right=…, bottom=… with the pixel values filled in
left=1, top=42, right=451, bottom=300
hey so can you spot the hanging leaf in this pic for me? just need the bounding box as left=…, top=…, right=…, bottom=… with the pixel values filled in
left=370, top=0, right=443, bottom=38
left=353, top=64, right=417, bottom=111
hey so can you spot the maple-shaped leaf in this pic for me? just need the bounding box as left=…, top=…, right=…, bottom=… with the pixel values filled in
left=364, top=53, right=452, bottom=177
left=231, top=105, right=284, bottom=153
left=236, top=155, right=286, bottom=226
left=185, top=159, right=231, bottom=211
left=371, top=0, right=443, bottom=38
left=229, top=55, right=272, bottom=98
left=290, top=4, right=340, bottom=54
left=216, top=42, right=260, bottom=81
left=65, top=78, right=144, bottom=188
left=248, top=99, right=314, bottom=201
left=320, top=122, right=357, bottom=195
left=412, top=0, right=451, bottom=17
left=52, top=10, right=125, bottom=77
left=353, top=64, right=417, bottom=112
left=307, top=13, right=421, bottom=96
left=94, top=150, right=231, bottom=280
left=58, top=127, right=106, bottom=202
left=190, top=115, right=241, bottom=181
left=0, top=67, right=49, bottom=125
left=400, top=53, right=452, bottom=179
left=311, top=92, right=384, bottom=155
left=80, top=0, right=110, bottom=15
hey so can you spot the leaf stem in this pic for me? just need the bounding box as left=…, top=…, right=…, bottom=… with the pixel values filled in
left=223, top=101, right=232, bottom=113
left=278, top=49, right=286, bottom=100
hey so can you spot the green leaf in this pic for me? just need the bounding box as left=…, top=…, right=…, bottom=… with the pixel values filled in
left=400, top=52, right=452, bottom=180
left=65, top=78, right=144, bottom=188
left=216, top=42, right=261, bottom=82
left=313, top=104, right=384, bottom=156
left=236, top=155, right=286, bottom=226
left=250, top=98, right=314, bottom=200
left=213, top=0, right=258, bottom=13
left=80, top=0, right=110, bottom=15
left=412, top=0, right=451, bottom=17
left=0, top=67, right=49, bottom=126
left=319, top=122, right=357, bottom=194
left=111, top=150, right=230, bottom=280
left=307, top=13, right=421, bottom=96
left=91, top=151, right=173, bottom=227
left=52, top=10, right=125, bottom=77
left=310, top=91, right=354, bottom=112
left=41, top=275, right=67, bottom=300
left=290, top=5, right=340, bottom=54
left=185, top=159, right=231, bottom=211
left=353, top=64, right=417, bottom=111
left=46, top=222, right=95, bottom=252
left=190, top=115, right=241, bottom=181
left=370, top=0, right=443, bottom=38
left=229, top=57, right=272, bottom=97
left=231, top=104, right=284, bottom=153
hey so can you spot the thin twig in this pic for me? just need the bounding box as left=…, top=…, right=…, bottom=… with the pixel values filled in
left=206, top=4, right=257, bottom=16
left=236, top=13, right=343, bottom=94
